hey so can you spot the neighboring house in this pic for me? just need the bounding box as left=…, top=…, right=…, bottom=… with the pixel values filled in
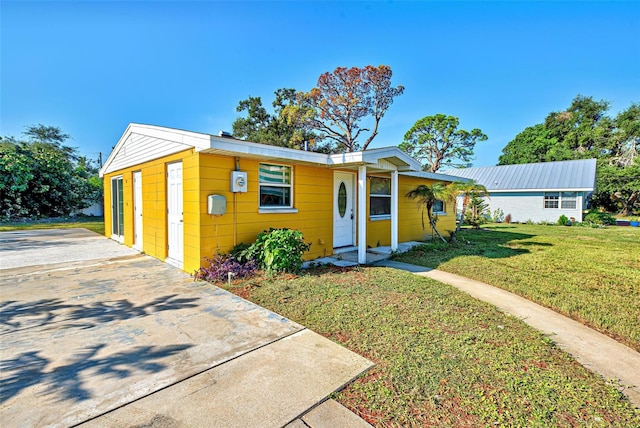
left=444, top=159, right=597, bottom=223
left=76, top=202, right=104, bottom=217
left=99, top=124, right=464, bottom=273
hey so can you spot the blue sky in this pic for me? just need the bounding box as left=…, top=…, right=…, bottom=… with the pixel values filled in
left=2, top=1, right=639, bottom=168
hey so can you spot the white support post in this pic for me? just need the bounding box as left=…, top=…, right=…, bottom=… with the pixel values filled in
left=391, top=170, right=398, bottom=251
left=358, top=165, right=367, bottom=264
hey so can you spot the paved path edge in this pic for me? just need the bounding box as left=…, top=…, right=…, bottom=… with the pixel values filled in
left=374, top=260, right=640, bottom=408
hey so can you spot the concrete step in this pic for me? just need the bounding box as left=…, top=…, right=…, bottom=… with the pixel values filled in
left=80, top=329, right=374, bottom=427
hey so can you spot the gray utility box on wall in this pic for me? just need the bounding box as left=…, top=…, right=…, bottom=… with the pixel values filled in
left=230, top=171, right=248, bottom=192
left=207, top=194, right=226, bottom=215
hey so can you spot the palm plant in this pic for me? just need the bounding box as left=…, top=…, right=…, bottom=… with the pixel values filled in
left=449, top=180, right=489, bottom=233
left=406, top=182, right=450, bottom=243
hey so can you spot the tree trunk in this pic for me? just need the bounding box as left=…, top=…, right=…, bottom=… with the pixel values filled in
left=430, top=218, right=447, bottom=243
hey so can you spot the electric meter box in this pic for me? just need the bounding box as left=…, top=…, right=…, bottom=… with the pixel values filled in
left=207, top=194, right=226, bottom=215
left=230, top=171, right=248, bottom=192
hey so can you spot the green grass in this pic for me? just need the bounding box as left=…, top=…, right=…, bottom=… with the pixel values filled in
left=230, top=267, right=639, bottom=426
left=0, top=216, right=105, bottom=235
left=393, top=224, right=640, bottom=351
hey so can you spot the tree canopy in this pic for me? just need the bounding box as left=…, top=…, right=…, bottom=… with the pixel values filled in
left=231, top=88, right=320, bottom=151
left=498, top=95, right=640, bottom=215
left=399, top=114, right=487, bottom=172
left=283, top=65, right=404, bottom=152
left=0, top=125, right=102, bottom=220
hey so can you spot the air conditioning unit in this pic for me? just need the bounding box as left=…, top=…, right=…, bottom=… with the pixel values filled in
left=207, top=195, right=226, bottom=215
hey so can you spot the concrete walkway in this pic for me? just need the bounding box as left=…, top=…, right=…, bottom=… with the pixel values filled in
left=375, top=260, right=640, bottom=407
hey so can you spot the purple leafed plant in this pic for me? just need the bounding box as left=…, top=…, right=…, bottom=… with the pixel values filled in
left=194, top=253, right=257, bottom=283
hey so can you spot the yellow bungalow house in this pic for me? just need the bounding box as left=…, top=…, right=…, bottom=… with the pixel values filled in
left=99, top=123, right=462, bottom=273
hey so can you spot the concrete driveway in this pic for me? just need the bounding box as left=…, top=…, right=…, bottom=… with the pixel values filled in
left=0, top=229, right=372, bottom=427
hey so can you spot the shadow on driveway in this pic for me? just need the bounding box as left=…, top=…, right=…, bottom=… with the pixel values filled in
left=0, top=229, right=302, bottom=426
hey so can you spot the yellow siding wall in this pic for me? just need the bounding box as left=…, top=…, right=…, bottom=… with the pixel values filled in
left=399, top=175, right=457, bottom=242
left=198, top=155, right=333, bottom=265
left=103, top=149, right=198, bottom=268
left=105, top=149, right=455, bottom=273
left=366, top=174, right=457, bottom=247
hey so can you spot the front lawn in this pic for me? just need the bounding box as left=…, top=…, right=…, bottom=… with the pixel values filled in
left=0, top=216, right=105, bottom=235
left=393, top=224, right=640, bottom=351
left=230, top=267, right=639, bottom=426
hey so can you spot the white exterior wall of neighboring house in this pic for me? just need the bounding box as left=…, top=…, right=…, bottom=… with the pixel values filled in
left=78, top=202, right=104, bottom=217
left=480, top=191, right=586, bottom=223
left=445, top=159, right=597, bottom=224
left=72, top=202, right=104, bottom=217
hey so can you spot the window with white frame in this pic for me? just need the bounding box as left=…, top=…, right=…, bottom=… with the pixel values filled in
left=370, top=176, right=391, bottom=216
left=561, top=192, right=577, bottom=209
left=544, top=192, right=559, bottom=208
left=259, top=163, right=292, bottom=208
left=433, top=199, right=445, bottom=214
left=544, top=192, right=578, bottom=209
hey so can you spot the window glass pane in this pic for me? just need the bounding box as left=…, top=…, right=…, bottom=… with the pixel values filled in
left=371, top=197, right=391, bottom=216
left=117, top=179, right=124, bottom=236
left=259, top=164, right=290, bottom=184
left=111, top=179, right=119, bottom=235
left=370, top=177, right=390, bottom=195
left=544, top=192, right=559, bottom=209
left=111, top=177, right=124, bottom=236
left=338, top=182, right=347, bottom=217
left=260, top=186, right=291, bottom=207
left=433, top=199, right=445, bottom=213
left=561, top=192, right=577, bottom=209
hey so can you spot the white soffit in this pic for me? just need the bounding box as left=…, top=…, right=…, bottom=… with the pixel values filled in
left=200, top=136, right=330, bottom=166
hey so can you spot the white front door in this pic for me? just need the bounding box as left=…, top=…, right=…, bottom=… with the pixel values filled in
left=333, top=171, right=356, bottom=248
left=133, top=171, right=143, bottom=251
left=167, top=162, right=183, bottom=267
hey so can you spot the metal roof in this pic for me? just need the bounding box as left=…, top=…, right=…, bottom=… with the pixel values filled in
left=442, top=159, right=597, bottom=192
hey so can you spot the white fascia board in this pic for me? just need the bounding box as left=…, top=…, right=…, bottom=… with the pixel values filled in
left=133, top=124, right=211, bottom=149
left=328, top=151, right=365, bottom=166
left=204, top=136, right=330, bottom=165
left=328, top=147, right=422, bottom=171
left=99, top=123, right=210, bottom=176
left=400, top=171, right=470, bottom=183
left=362, top=147, right=422, bottom=171
left=100, top=123, right=136, bottom=177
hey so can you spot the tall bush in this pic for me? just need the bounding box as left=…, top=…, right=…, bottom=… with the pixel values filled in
left=244, top=228, right=311, bottom=273
left=0, top=125, right=102, bottom=220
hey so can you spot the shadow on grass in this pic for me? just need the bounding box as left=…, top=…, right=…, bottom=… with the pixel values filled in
left=392, top=228, right=539, bottom=269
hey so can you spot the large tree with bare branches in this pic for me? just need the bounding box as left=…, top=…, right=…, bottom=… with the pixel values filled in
left=284, top=65, right=404, bottom=153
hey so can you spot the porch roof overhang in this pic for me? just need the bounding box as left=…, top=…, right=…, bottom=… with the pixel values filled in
left=200, top=135, right=422, bottom=172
